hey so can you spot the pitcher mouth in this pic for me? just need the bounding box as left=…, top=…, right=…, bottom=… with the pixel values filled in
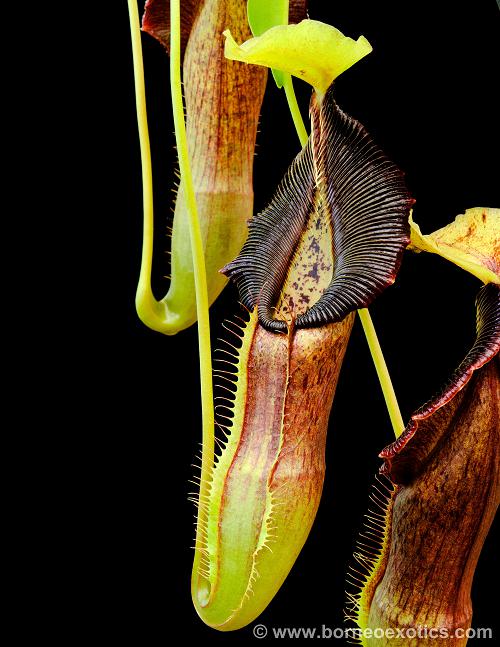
left=223, top=86, right=412, bottom=332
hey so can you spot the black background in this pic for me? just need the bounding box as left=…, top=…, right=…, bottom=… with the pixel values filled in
left=85, top=1, right=499, bottom=643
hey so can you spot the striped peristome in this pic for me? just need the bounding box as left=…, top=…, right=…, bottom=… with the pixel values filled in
left=223, top=83, right=413, bottom=331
